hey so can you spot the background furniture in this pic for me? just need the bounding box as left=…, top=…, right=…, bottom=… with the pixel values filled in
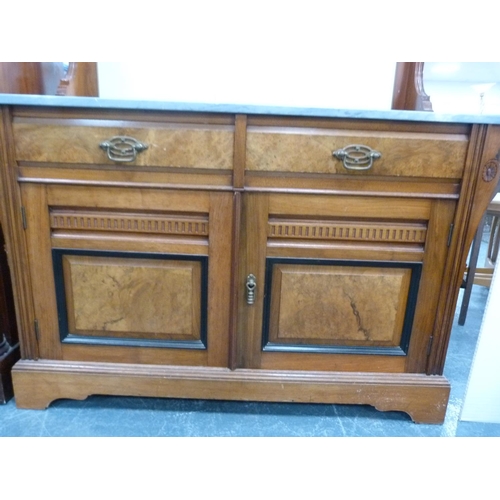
left=487, top=194, right=500, bottom=267
left=392, top=62, right=433, bottom=111
left=459, top=192, right=500, bottom=324
left=0, top=62, right=98, bottom=96
left=0, top=222, right=19, bottom=403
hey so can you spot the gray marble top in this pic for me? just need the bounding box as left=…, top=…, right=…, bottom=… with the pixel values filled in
left=2, top=93, right=500, bottom=125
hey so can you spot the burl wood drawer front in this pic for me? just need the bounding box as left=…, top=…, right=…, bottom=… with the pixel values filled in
left=246, top=124, right=469, bottom=178
left=13, top=118, right=234, bottom=170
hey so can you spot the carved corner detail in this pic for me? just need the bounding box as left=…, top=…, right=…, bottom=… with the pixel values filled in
left=415, top=62, right=433, bottom=112
left=482, top=154, right=500, bottom=183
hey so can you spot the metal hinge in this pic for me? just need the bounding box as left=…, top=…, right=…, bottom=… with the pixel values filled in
left=427, top=335, right=434, bottom=356
left=34, top=319, right=40, bottom=342
left=447, top=223, right=454, bottom=247
left=21, top=206, right=27, bottom=230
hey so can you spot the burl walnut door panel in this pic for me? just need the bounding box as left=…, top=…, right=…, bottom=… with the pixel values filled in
left=238, top=193, right=456, bottom=373
left=54, top=251, right=207, bottom=348
left=263, top=260, right=420, bottom=355
left=21, top=183, right=233, bottom=367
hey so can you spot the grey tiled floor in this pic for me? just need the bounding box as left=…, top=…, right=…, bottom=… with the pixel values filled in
left=1, top=284, right=498, bottom=436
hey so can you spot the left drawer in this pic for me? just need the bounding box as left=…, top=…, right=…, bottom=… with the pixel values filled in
left=12, top=115, right=235, bottom=170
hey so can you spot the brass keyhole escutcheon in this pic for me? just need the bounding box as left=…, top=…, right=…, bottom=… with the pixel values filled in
left=246, top=274, right=256, bottom=305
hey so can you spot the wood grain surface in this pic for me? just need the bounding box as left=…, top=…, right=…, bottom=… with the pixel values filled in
left=14, top=119, right=234, bottom=169
left=12, top=359, right=451, bottom=423
left=63, top=255, right=201, bottom=340
left=247, top=126, right=468, bottom=178
left=268, top=264, right=410, bottom=346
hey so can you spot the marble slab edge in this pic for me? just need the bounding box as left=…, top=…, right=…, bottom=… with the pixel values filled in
left=1, top=93, right=499, bottom=125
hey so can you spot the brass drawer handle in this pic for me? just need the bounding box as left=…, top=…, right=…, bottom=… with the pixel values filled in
left=99, top=136, right=148, bottom=163
left=333, top=144, right=381, bottom=171
left=246, top=274, right=256, bottom=305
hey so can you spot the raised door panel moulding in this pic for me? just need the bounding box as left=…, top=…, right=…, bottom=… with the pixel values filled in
left=262, top=258, right=422, bottom=356
left=53, top=249, right=208, bottom=350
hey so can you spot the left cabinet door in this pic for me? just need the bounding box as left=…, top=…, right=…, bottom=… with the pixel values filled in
left=20, top=183, right=233, bottom=368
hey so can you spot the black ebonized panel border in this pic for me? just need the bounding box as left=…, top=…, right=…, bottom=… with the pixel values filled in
left=52, top=248, right=208, bottom=350
left=262, top=257, right=422, bottom=356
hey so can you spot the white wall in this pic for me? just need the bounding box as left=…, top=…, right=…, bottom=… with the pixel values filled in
left=461, top=262, right=500, bottom=423
left=97, top=61, right=398, bottom=110
left=424, top=62, right=500, bottom=115
left=425, top=81, right=500, bottom=115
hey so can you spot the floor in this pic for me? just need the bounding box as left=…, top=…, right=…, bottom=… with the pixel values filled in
left=1, top=233, right=500, bottom=436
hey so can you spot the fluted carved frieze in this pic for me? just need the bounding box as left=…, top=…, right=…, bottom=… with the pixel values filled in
left=50, top=210, right=209, bottom=236
left=268, top=219, right=427, bottom=244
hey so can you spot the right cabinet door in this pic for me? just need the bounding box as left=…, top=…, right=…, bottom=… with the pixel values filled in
left=238, top=192, right=456, bottom=374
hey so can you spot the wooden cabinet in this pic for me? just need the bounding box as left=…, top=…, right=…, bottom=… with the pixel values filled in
left=1, top=105, right=499, bottom=423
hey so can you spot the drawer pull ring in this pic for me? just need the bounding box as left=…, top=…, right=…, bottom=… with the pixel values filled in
left=333, top=144, right=381, bottom=171
left=99, top=136, right=148, bottom=163
left=246, top=274, right=257, bottom=305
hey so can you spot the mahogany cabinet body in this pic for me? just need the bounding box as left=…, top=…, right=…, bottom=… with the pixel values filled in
left=1, top=105, right=498, bottom=423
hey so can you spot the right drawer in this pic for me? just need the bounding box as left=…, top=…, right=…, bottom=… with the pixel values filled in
left=246, top=119, right=470, bottom=179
